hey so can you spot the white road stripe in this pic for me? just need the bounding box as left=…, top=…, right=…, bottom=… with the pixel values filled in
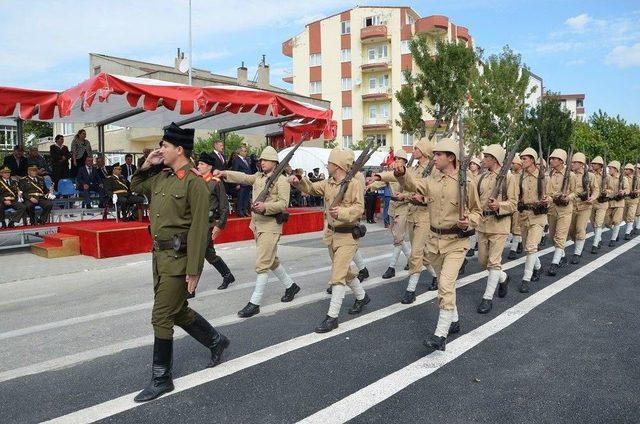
left=297, top=236, right=640, bottom=424
left=40, top=239, right=572, bottom=423
left=0, top=293, right=55, bottom=307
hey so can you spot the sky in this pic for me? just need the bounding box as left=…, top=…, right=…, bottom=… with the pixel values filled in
left=0, top=0, right=638, bottom=123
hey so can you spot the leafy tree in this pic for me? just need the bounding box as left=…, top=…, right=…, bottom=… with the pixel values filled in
left=523, top=92, right=573, bottom=155
left=24, top=121, right=53, bottom=145
left=589, top=110, right=639, bottom=162
left=194, top=131, right=247, bottom=156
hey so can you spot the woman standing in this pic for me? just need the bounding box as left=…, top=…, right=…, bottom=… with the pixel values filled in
left=70, top=129, right=92, bottom=178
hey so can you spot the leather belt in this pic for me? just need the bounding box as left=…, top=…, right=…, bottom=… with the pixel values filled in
left=482, top=210, right=498, bottom=217
left=328, top=224, right=355, bottom=234
left=430, top=226, right=460, bottom=236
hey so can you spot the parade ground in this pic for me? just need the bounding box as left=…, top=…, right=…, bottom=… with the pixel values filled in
left=1, top=222, right=638, bottom=423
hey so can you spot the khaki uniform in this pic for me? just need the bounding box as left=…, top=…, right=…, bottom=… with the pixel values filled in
left=131, top=165, right=210, bottom=339
left=398, top=169, right=481, bottom=310
left=518, top=168, right=549, bottom=254
left=569, top=170, right=599, bottom=241
left=591, top=170, right=608, bottom=228
left=624, top=175, right=639, bottom=222
left=510, top=170, right=522, bottom=237
left=225, top=171, right=290, bottom=273
left=475, top=171, right=518, bottom=271
left=604, top=174, right=629, bottom=227
left=370, top=179, right=409, bottom=246
left=546, top=166, right=577, bottom=249
left=298, top=175, right=364, bottom=285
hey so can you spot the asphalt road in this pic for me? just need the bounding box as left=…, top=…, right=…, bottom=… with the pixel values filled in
left=0, top=223, right=638, bottom=424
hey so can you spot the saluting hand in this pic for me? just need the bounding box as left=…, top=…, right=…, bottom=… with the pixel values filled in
left=186, top=274, right=200, bottom=294
left=143, top=149, right=163, bottom=168
left=329, top=207, right=340, bottom=219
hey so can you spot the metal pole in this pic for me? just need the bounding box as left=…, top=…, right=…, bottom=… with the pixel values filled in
left=188, top=0, right=193, bottom=85
left=98, top=125, right=105, bottom=154
left=15, top=118, right=24, bottom=147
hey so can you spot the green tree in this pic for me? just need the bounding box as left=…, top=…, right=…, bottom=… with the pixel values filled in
left=395, top=36, right=477, bottom=139
left=467, top=45, right=534, bottom=153
left=523, top=92, right=573, bottom=155
left=194, top=131, right=248, bottom=156
left=589, top=110, right=639, bottom=162
left=24, top=121, right=53, bottom=145
left=569, top=120, right=606, bottom=159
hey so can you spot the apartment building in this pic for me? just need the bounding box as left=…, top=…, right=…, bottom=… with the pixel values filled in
left=282, top=6, right=474, bottom=151
left=558, top=93, right=586, bottom=121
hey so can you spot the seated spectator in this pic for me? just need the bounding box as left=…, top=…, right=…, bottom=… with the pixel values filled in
left=26, top=147, right=53, bottom=189
left=3, top=145, right=28, bottom=178
left=104, top=164, right=145, bottom=220
left=76, top=156, right=101, bottom=208
left=121, top=154, right=137, bottom=182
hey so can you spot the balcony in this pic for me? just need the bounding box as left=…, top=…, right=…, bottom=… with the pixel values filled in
left=415, top=15, right=449, bottom=34
left=363, top=117, right=392, bottom=131
left=456, top=26, right=470, bottom=42
left=282, top=38, right=293, bottom=57
left=282, top=69, right=293, bottom=84
left=362, top=86, right=391, bottom=101
left=361, top=58, right=391, bottom=73
left=360, top=25, right=388, bottom=43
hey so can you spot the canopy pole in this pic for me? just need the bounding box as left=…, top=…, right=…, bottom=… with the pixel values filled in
left=97, top=125, right=105, bottom=154
left=188, top=0, right=193, bottom=85
left=15, top=118, right=24, bottom=147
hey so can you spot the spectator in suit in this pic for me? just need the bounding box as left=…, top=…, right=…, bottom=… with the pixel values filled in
left=3, top=145, right=28, bottom=178
left=50, top=134, right=70, bottom=188
left=364, top=170, right=377, bottom=224
left=121, top=154, right=137, bottom=182
left=249, top=153, right=259, bottom=174
left=232, top=145, right=252, bottom=217
left=70, top=129, right=92, bottom=178
left=76, top=156, right=100, bottom=208
left=308, top=167, right=325, bottom=207
left=212, top=140, right=226, bottom=170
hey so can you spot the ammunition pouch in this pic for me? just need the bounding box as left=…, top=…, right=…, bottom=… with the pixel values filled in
left=578, top=193, right=589, bottom=201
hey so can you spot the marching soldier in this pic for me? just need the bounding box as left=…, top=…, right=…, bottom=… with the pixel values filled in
left=213, top=147, right=300, bottom=318
left=19, top=165, right=53, bottom=225
left=474, top=144, right=517, bottom=314
left=568, top=153, right=599, bottom=264
left=131, top=123, right=229, bottom=403
left=603, top=160, right=628, bottom=247
left=507, top=154, right=524, bottom=259
left=623, top=163, right=639, bottom=240
left=288, top=147, right=368, bottom=333
left=103, top=164, right=145, bottom=220
left=589, top=156, right=608, bottom=253
left=546, top=149, right=577, bottom=276
left=196, top=152, right=235, bottom=290
left=635, top=162, right=640, bottom=235
left=466, top=157, right=482, bottom=257
left=367, top=150, right=411, bottom=279
left=0, top=166, right=27, bottom=227
left=395, top=138, right=481, bottom=351
left=517, top=147, right=550, bottom=293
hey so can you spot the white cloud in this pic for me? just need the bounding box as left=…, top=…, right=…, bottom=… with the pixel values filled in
left=566, top=59, right=587, bottom=66
left=565, top=13, right=592, bottom=31
left=534, top=41, right=583, bottom=54
left=605, top=43, right=640, bottom=68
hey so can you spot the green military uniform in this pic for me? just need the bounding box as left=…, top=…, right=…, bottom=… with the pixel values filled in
left=103, top=169, right=145, bottom=220
left=19, top=168, right=52, bottom=224
left=0, top=167, right=27, bottom=227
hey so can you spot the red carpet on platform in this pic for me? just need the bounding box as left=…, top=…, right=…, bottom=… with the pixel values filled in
left=42, top=207, right=325, bottom=259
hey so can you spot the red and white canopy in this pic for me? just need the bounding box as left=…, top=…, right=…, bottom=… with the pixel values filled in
left=0, top=86, right=59, bottom=120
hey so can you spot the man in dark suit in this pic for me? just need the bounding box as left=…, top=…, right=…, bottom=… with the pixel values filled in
left=77, top=156, right=100, bottom=208
left=121, top=154, right=137, bottom=182
left=212, top=140, right=226, bottom=170
left=232, top=145, right=252, bottom=217
left=50, top=135, right=70, bottom=188
left=3, top=145, right=28, bottom=178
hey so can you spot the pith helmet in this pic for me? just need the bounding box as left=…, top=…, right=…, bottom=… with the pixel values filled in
left=328, top=148, right=353, bottom=171
left=433, top=138, right=459, bottom=161
left=607, top=160, right=620, bottom=171
left=483, top=144, right=506, bottom=166
left=572, top=152, right=586, bottom=164
left=520, top=147, right=538, bottom=162
left=414, top=136, right=435, bottom=157
left=591, top=156, right=604, bottom=165
left=259, top=146, right=279, bottom=162
left=550, top=148, right=567, bottom=163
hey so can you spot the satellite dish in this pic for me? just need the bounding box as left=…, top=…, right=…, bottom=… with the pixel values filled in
left=177, top=57, right=190, bottom=74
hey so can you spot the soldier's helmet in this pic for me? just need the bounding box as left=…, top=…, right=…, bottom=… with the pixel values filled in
left=259, top=146, right=279, bottom=162
left=550, top=148, right=567, bottom=163
left=572, top=152, right=586, bottom=164
left=483, top=144, right=506, bottom=166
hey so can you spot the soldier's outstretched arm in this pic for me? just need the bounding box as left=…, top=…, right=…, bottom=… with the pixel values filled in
left=375, top=171, right=398, bottom=184
left=396, top=168, right=428, bottom=196
left=225, top=170, right=257, bottom=186
left=186, top=178, right=211, bottom=276
left=264, top=176, right=291, bottom=215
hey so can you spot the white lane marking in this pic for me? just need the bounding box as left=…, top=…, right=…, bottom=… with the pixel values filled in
left=0, top=253, right=392, bottom=341
left=39, top=237, right=578, bottom=423
left=297, top=236, right=640, bottom=424
left=0, top=293, right=55, bottom=307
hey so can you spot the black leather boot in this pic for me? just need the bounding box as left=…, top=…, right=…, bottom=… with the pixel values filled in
left=358, top=267, right=370, bottom=282
left=507, top=250, right=517, bottom=260
left=237, top=302, right=260, bottom=318
left=559, top=256, right=567, bottom=267
left=547, top=263, right=559, bottom=276
left=181, top=312, right=230, bottom=368
left=400, top=290, right=416, bottom=304
left=212, top=257, right=235, bottom=290
left=624, top=232, right=632, bottom=241
left=516, top=242, right=523, bottom=254
left=315, top=315, right=338, bottom=333
left=404, top=263, right=410, bottom=270
left=466, top=247, right=475, bottom=257
left=477, top=299, right=492, bottom=314
left=497, top=274, right=510, bottom=298
left=428, top=277, right=438, bottom=291
left=326, top=286, right=332, bottom=294
left=134, top=338, right=174, bottom=402
left=591, top=244, right=599, bottom=254
left=448, top=321, right=460, bottom=335
left=531, top=267, right=541, bottom=282
left=519, top=280, right=530, bottom=293
left=382, top=267, right=396, bottom=279
left=608, top=239, right=616, bottom=247
left=570, top=254, right=581, bottom=264
left=281, top=283, right=300, bottom=302
left=424, top=335, right=446, bottom=351
left=348, top=293, right=370, bottom=314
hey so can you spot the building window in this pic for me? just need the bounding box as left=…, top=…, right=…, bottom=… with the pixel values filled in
left=401, top=40, right=411, bottom=54
left=342, top=106, right=352, bottom=119
left=402, top=132, right=414, bottom=146
left=367, top=45, right=388, bottom=61
left=379, top=103, right=389, bottom=117
left=369, top=104, right=389, bottom=120
left=309, top=53, right=321, bottom=66
left=369, top=77, right=377, bottom=89
left=310, top=81, right=322, bottom=94
left=93, top=66, right=101, bottom=75
left=373, top=133, right=387, bottom=146
left=577, top=99, right=584, bottom=108
left=400, top=72, right=408, bottom=85
left=341, top=78, right=352, bottom=91
left=0, top=125, right=17, bottom=149
left=379, top=74, right=389, bottom=87
left=340, top=49, right=351, bottom=62
left=341, top=20, right=351, bottom=35
left=406, top=15, right=415, bottom=25
left=62, top=123, right=74, bottom=135
left=364, top=16, right=381, bottom=27
left=343, top=135, right=353, bottom=147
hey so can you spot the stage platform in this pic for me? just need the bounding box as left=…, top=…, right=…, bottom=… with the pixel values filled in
left=7, top=207, right=325, bottom=259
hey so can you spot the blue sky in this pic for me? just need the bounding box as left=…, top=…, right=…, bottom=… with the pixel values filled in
left=0, top=0, right=638, bottom=123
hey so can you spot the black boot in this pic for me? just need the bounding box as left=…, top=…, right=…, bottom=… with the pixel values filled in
left=424, top=335, right=446, bottom=351
left=428, top=277, right=438, bottom=291
left=547, top=263, right=559, bottom=276
left=404, top=263, right=410, bottom=271
left=382, top=267, right=396, bottom=279
left=211, top=257, right=235, bottom=290
left=624, top=232, right=632, bottom=240
left=608, top=239, right=616, bottom=247
left=181, top=312, right=230, bottom=368
left=591, top=244, right=599, bottom=254
left=466, top=247, right=475, bottom=257
left=570, top=254, right=581, bottom=264
left=531, top=268, right=541, bottom=282
left=281, top=283, right=300, bottom=302
left=358, top=267, right=370, bottom=282
left=458, top=259, right=468, bottom=276
left=507, top=250, right=517, bottom=260
left=559, top=256, right=568, bottom=267
left=400, top=290, right=416, bottom=304
left=519, top=280, right=530, bottom=293
left=497, top=274, right=510, bottom=298
left=326, top=286, right=333, bottom=294
left=237, top=302, right=260, bottom=318
left=616, top=231, right=621, bottom=242
left=348, top=293, right=370, bottom=314
left=477, top=299, right=492, bottom=314
left=448, top=321, right=460, bottom=335
left=134, top=338, right=174, bottom=402
left=516, top=242, right=523, bottom=254
left=315, top=315, right=338, bottom=333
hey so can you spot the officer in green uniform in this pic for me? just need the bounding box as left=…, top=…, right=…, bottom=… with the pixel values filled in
left=103, top=163, right=145, bottom=220
left=131, top=123, right=230, bottom=403
left=0, top=166, right=27, bottom=227
left=19, top=165, right=53, bottom=225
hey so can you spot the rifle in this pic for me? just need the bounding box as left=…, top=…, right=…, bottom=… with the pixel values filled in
left=488, top=133, right=524, bottom=202
left=537, top=133, right=546, bottom=201
left=580, top=158, right=590, bottom=201
left=597, top=151, right=609, bottom=203
left=422, top=159, right=435, bottom=178
left=632, top=160, right=639, bottom=199
left=555, top=144, right=574, bottom=206
left=615, top=157, right=626, bottom=200
left=252, top=141, right=303, bottom=223
left=457, top=111, right=475, bottom=237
